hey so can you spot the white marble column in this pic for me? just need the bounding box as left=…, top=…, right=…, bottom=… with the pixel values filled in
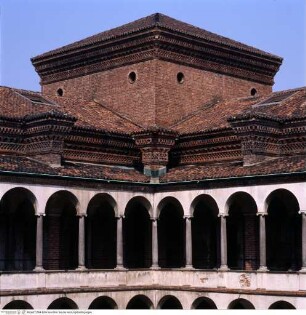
left=116, top=215, right=125, bottom=269
left=34, top=214, right=44, bottom=271
left=184, top=215, right=193, bottom=269
left=77, top=214, right=86, bottom=270
left=219, top=214, right=228, bottom=270
left=257, top=212, right=268, bottom=271
left=299, top=211, right=306, bottom=272
left=151, top=217, right=159, bottom=269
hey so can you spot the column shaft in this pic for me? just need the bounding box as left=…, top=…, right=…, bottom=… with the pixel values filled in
left=219, top=215, right=228, bottom=270
left=116, top=216, right=125, bottom=269
left=258, top=214, right=267, bottom=271
left=151, top=219, right=159, bottom=268
left=301, top=212, right=306, bottom=271
left=34, top=215, right=44, bottom=271
left=185, top=217, right=193, bottom=268
left=78, top=215, right=86, bottom=270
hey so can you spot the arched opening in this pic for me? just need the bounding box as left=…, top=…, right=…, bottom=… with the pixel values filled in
left=266, top=189, right=301, bottom=271
left=48, top=298, right=78, bottom=309
left=89, top=296, right=117, bottom=309
left=43, top=191, right=79, bottom=270
left=192, top=297, right=217, bottom=309
left=0, top=188, right=36, bottom=271
left=269, top=301, right=296, bottom=309
left=158, top=295, right=183, bottom=309
left=126, top=295, right=153, bottom=309
left=192, top=195, right=219, bottom=269
left=227, top=192, right=259, bottom=270
left=158, top=197, right=185, bottom=268
left=228, top=298, right=255, bottom=309
left=3, top=300, right=33, bottom=309
left=123, top=197, right=152, bottom=268
left=86, top=194, right=116, bottom=269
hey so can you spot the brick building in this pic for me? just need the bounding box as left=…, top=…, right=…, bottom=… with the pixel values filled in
left=0, top=13, right=305, bottom=309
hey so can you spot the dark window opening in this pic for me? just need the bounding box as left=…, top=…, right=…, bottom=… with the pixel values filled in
left=251, top=88, right=257, bottom=96
left=177, top=72, right=185, bottom=84
left=57, top=88, right=64, bottom=96
left=128, top=71, right=137, bottom=83
left=126, top=295, right=153, bottom=309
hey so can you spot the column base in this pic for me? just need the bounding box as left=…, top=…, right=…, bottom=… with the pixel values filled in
left=257, top=266, right=268, bottom=272
left=218, top=265, right=229, bottom=271
left=76, top=266, right=87, bottom=271
left=185, top=264, right=194, bottom=270
left=299, top=267, right=306, bottom=273
left=34, top=266, right=45, bottom=272
left=150, top=265, right=161, bottom=270
left=115, top=265, right=127, bottom=270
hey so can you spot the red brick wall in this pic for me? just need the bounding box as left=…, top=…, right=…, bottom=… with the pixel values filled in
left=42, top=60, right=272, bottom=128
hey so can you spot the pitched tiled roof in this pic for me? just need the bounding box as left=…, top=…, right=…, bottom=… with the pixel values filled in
left=173, top=87, right=306, bottom=134
left=0, top=86, right=141, bottom=133
left=160, top=156, right=306, bottom=183
left=0, top=155, right=149, bottom=183
left=33, top=13, right=281, bottom=61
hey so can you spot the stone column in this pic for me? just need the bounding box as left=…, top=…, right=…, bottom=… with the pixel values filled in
left=116, top=215, right=125, bottom=269
left=219, top=214, right=228, bottom=270
left=77, top=214, right=86, bottom=270
left=299, top=211, right=306, bottom=272
left=184, top=215, right=193, bottom=269
left=151, top=217, right=159, bottom=269
left=34, top=214, right=44, bottom=271
left=257, top=212, right=268, bottom=271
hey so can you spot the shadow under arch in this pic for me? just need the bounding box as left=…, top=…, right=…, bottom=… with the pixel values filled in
left=43, top=190, right=79, bottom=270
left=88, top=296, right=118, bottom=309
left=3, top=300, right=33, bottom=309
left=0, top=187, right=37, bottom=271
left=48, top=297, right=78, bottom=309
left=158, top=295, right=183, bottom=309
left=124, top=196, right=152, bottom=268
left=226, top=191, right=259, bottom=270
left=269, top=301, right=296, bottom=309
left=228, top=298, right=255, bottom=309
left=191, top=194, right=220, bottom=269
left=86, top=193, right=117, bottom=269
left=265, top=188, right=301, bottom=271
left=192, top=297, right=217, bottom=309
left=126, top=295, right=153, bottom=309
left=157, top=196, right=185, bottom=268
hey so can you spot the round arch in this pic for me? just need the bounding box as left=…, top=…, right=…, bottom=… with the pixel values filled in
left=226, top=192, right=259, bottom=270
left=48, top=297, right=78, bottom=309
left=158, top=197, right=185, bottom=268
left=228, top=298, right=255, bottom=309
left=191, top=194, right=219, bottom=269
left=157, top=295, right=183, bottom=309
left=86, top=194, right=117, bottom=269
left=126, top=295, right=153, bottom=309
left=43, top=190, right=79, bottom=270
left=191, top=297, right=217, bottom=309
left=124, top=197, right=152, bottom=268
left=269, top=301, right=296, bottom=309
left=265, top=189, right=301, bottom=271
left=3, top=300, right=33, bottom=309
left=0, top=187, right=37, bottom=271
left=88, top=296, right=117, bottom=309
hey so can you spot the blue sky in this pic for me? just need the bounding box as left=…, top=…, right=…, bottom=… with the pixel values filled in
left=0, top=0, right=305, bottom=92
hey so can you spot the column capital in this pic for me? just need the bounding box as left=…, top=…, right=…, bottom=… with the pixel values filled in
left=218, top=213, right=228, bottom=218
left=150, top=216, right=158, bottom=221
left=116, top=215, right=125, bottom=219
left=77, top=213, right=87, bottom=218
left=298, top=210, right=306, bottom=216
left=183, top=215, right=193, bottom=220
left=257, top=212, right=268, bottom=217
left=36, top=213, right=45, bottom=217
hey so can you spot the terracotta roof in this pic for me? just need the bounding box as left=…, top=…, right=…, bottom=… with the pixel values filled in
left=0, top=86, right=141, bottom=133
left=0, top=155, right=149, bottom=183
left=173, top=87, right=306, bottom=134
left=160, top=155, right=306, bottom=183
left=33, top=13, right=281, bottom=62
